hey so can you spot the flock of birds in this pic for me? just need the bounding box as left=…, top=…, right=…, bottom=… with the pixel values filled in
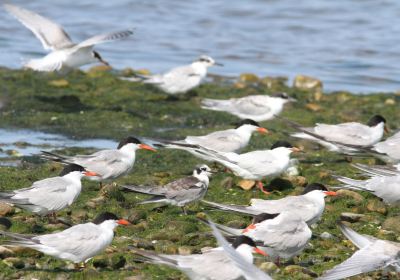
left=1, top=3, right=400, bottom=280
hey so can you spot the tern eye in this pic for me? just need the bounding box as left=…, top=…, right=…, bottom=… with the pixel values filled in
left=201, top=167, right=207, bottom=171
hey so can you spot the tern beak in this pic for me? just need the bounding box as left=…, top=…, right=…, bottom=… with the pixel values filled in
left=324, top=191, right=338, bottom=196
left=139, top=144, right=157, bottom=152
left=384, top=125, right=390, bottom=133
left=117, top=219, right=130, bottom=226
left=257, top=127, right=269, bottom=134
left=214, top=62, right=224, bottom=66
left=291, top=147, right=302, bottom=153
left=253, top=247, right=268, bottom=257
left=84, top=171, right=100, bottom=177
left=99, top=58, right=110, bottom=66
left=242, top=223, right=256, bottom=233
left=209, top=170, right=218, bottom=174
left=288, top=97, right=297, bottom=102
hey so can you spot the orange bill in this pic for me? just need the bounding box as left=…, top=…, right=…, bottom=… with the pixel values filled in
left=324, top=191, right=337, bottom=196
left=253, top=247, right=268, bottom=256
left=139, top=144, right=156, bottom=152
left=117, top=219, right=130, bottom=225
left=242, top=223, right=256, bottom=233
left=257, top=127, right=269, bottom=134
left=84, top=171, right=100, bottom=177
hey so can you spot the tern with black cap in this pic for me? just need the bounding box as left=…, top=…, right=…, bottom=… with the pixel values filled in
left=123, top=164, right=214, bottom=214
left=4, top=4, right=134, bottom=72
left=203, top=183, right=337, bottom=225
left=0, top=164, right=99, bottom=217
left=202, top=92, right=295, bottom=122
left=0, top=212, right=129, bottom=269
left=121, top=55, right=222, bottom=95
left=41, top=136, right=156, bottom=188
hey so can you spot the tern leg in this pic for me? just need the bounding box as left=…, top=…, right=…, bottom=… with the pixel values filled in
left=257, top=181, right=271, bottom=195
left=99, top=182, right=103, bottom=189
left=181, top=207, right=188, bottom=215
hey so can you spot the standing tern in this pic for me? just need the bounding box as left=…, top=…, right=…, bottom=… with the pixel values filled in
left=121, top=55, right=222, bottom=95
left=123, top=164, right=214, bottom=214
left=211, top=211, right=312, bottom=261
left=365, top=130, right=400, bottom=163
left=157, top=140, right=299, bottom=194
left=203, top=183, right=337, bottom=226
left=289, top=115, right=387, bottom=153
left=40, top=136, right=156, bottom=187
left=4, top=3, right=134, bottom=72
left=318, top=222, right=400, bottom=280
left=0, top=212, right=130, bottom=268
left=0, top=164, right=98, bottom=217
left=130, top=234, right=268, bottom=280
left=201, top=92, right=295, bottom=122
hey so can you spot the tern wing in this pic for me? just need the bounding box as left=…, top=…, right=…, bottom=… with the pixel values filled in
left=74, top=29, right=134, bottom=49
left=185, top=130, right=243, bottom=152
left=208, top=220, right=273, bottom=280
left=314, top=122, right=373, bottom=145
left=234, top=95, right=272, bottom=115
left=4, top=4, right=74, bottom=50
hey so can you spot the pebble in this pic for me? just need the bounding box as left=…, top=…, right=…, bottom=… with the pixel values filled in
left=0, top=246, right=14, bottom=259
left=366, top=200, right=387, bottom=215
left=382, top=216, right=400, bottom=234
left=293, top=75, right=323, bottom=94
left=239, top=73, right=259, bottom=83
left=259, top=262, right=280, bottom=274
left=320, top=232, right=334, bottom=240
left=178, top=246, right=193, bottom=255
left=0, top=202, right=14, bottom=216
left=48, top=79, right=69, bottom=87
left=237, top=179, right=256, bottom=190
left=336, top=189, right=364, bottom=204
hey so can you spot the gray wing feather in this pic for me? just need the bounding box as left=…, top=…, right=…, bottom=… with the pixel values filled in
left=74, top=29, right=134, bottom=49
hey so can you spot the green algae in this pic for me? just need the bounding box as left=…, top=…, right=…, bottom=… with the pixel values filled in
left=0, top=67, right=400, bottom=279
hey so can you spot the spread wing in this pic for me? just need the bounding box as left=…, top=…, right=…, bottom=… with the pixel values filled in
left=4, top=4, right=74, bottom=50
left=74, top=29, right=134, bottom=49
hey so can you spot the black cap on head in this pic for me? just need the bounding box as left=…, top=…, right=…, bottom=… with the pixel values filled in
left=93, top=212, right=119, bottom=224
left=367, top=115, right=386, bottom=127
left=234, top=119, right=261, bottom=129
left=271, top=140, right=293, bottom=149
left=59, top=164, right=85, bottom=176
left=301, top=183, right=328, bottom=195
left=272, top=92, right=289, bottom=99
left=232, top=235, right=256, bottom=249
left=252, top=213, right=280, bottom=224
left=117, top=136, right=142, bottom=149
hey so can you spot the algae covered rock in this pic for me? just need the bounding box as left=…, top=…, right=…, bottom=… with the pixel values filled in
left=382, top=216, right=400, bottom=233
left=293, top=74, right=323, bottom=94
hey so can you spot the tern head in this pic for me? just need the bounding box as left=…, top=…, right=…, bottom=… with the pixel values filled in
left=272, top=92, right=296, bottom=102
left=232, top=235, right=268, bottom=260
left=118, top=136, right=156, bottom=152
left=234, top=119, right=268, bottom=134
left=194, top=55, right=223, bottom=67
left=59, top=164, right=100, bottom=178
left=193, top=164, right=214, bottom=180
left=367, top=115, right=388, bottom=133
left=92, top=50, right=109, bottom=66
left=301, top=183, right=337, bottom=197
left=271, top=141, right=301, bottom=153
left=93, top=212, right=130, bottom=228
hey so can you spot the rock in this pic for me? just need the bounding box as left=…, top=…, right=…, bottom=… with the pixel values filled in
left=130, top=238, right=154, bottom=250
left=128, top=210, right=146, bottom=224
left=385, top=98, right=395, bottom=105
left=336, top=189, right=364, bottom=204
left=220, top=177, right=233, bottom=189
left=237, top=179, right=256, bottom=190
left=284, top=265, right=314, bottom=279
left=71, top=210, right=88, bottom=222
left=0, top=246, right=14, bottom=259
left=0, top=202, right=14, bottom=216
left=178, top=246, right=193, bottom=256
left=3, top=257, right=25, bottom=269
left=48, top=79, right=69, bottom=87
left=259, top=262, right=280, bottom=274
left=154, top=241, right=178, bottom=254
left=286, top=176, right=307, bottom=187
left=85, top=196, right=106, bottom=208
left=136, top=69, right=151, bottom=75
left=200, top=247, right=214, bottom=253
left=320, top=232, right=334, bottom=240
left=110, top=255, right=126, bottom=269
left=100, top=183, right=125, bottom=202
left=340, top=212, right=365, bottom=223
left=305, top=103, right=321, bottom=112
left=260, top=76, right=288, bottom=89
left=5, top=149, right=22, bottom=157
left=239, top=73, right=259, bottom=83
left=383, top=216, right=400, bottom=233
left=367, top=200, right=387, bottom=215
left=293, top=75, right=323, bottom=94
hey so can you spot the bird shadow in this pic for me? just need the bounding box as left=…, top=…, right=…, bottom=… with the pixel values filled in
left=34, top=95, right=93, bottom=112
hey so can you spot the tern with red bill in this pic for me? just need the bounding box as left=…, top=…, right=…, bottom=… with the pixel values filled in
left=41, top=136, right=156, bottom=187
left=4, top=4, right=134, bottom=72
left=203, top=183, right=337, bottom=226
left=0, top=164, right=99, bottom=216
left=202, top=92, right=295, bottom=122
left=211, top=211, right=312, bottom=260
left=121, top=55, right=222, bottom=95
left=0, top=212, right=129, bottom=268
left=130, top=234, right=268, bottom=280
left=319, top=222, right=400, bottom=280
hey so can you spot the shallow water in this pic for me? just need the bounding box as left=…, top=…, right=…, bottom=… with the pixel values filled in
left=0, top=129, right=117, bottom=158
left=0, top=0, right=400, bottom=93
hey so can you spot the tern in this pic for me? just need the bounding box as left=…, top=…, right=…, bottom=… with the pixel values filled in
left=289, top=115, right=387, bottom=153
left=121, top=55, right=222, bottom=95
left=203, top=183, right=337, bottom=226
left=0, top=212, right=130, bottom=269
left=212, top=211, right=312, bottom=261
left=123, top=164, right=214, bottom=214
left=40, top=136, right=156, bottom=188
left=319, top=222, right=400, bottom=280
left=4, top=3, right=134, bottom=72
left=0, top=164, right=98, bottom=217
left=130, top=234, right=268, bottom=280
left=201, top=92, right=295, bottom=122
